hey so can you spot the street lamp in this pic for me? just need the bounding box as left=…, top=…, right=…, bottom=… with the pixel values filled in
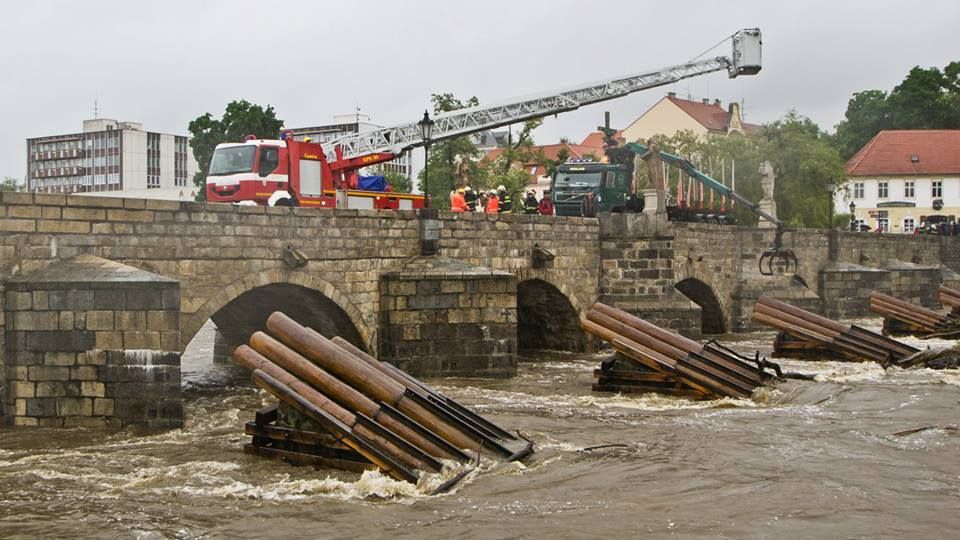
left=827, top=181, right=835, bottom=229
left=849, top=201, right=856, bottom=232
left=418, top=110, right=435, bottom=208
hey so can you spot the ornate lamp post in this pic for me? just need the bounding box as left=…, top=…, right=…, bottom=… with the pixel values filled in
left=849, top=201, right=856, bottom=232
left=827, top=181, right=835, bottom=229
left=418, top=110, right=435, bottom=208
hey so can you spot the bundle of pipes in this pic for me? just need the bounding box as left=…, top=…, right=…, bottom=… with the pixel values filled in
left=233, top=311, right=530, bottom=484
left=752, top=296, right=918, bottom=366
left=868, top=291, right=950, bottom=336
left=938, top=285, right=960, bottom=314
left=581, top=302, right=780, bottom=399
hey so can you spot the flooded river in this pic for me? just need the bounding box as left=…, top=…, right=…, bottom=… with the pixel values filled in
left=1, top=322, right=959, bottom=538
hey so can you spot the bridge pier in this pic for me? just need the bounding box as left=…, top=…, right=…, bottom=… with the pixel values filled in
left=2, top=255, right=182, bottom=427
left=379, top=256, right=517, bottom=378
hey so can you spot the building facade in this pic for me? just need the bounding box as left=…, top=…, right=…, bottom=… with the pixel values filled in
left=620, top=93, right=760, bottom=143
left=841, top=130, right=960, bottom=234
left=26, top=119, right=198, bottom=195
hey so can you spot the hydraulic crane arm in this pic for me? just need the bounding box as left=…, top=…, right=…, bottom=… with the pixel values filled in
left=323, top=29, right=762, bottom=163
left=624, top=141, right=798, bottom=277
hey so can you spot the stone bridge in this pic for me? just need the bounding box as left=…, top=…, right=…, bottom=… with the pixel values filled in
left=2, top=191, right=958, bottom=427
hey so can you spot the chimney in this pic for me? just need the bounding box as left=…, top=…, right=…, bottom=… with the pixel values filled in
left=714, top=99, right=722, bottom=106
left=668, top=92, right=676, bottom=98
left=702, top=98, right=710, bottom=105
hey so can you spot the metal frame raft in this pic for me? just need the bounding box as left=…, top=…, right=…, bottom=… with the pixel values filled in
left=233, top=312, right=531, bottom=484
left=581, top=302, right=780, bottom=399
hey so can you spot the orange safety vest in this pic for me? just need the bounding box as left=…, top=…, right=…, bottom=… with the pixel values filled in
left=451, top=193, right=467, bottom=212
left=486, top=195, right=499, bottom=213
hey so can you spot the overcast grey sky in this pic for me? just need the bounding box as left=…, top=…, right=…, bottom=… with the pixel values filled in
left=1, top=0, right=957, bottom=181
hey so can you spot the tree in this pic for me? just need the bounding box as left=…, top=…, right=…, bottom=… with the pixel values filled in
left=1, top=176, right=21, bottom=192
left=833, top=61, right=960, bottom=159
left=418, top=93, right=482, bottom=209
left=642, top=114, right=844, bottom=229
left=188, top=100, right=284, bottom=201
left=381, top=170, right=413, bottom=193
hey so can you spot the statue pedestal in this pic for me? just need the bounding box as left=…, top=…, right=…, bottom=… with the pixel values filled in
left=642, top=188, right=660, bottom=215
left=757, top=200, right=777, bottom=228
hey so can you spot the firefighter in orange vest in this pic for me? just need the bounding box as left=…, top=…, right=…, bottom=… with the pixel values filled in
left=451, top=188, right=467, bottom=212
left=486, top=190, right=500, bottom=213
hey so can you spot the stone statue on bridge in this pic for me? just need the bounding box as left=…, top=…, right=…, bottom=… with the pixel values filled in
left=758, top=160, right=777, bottom=228
left=641, top=139, right=667, bottom=215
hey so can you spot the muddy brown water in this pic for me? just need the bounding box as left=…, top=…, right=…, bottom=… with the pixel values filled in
left=1, top=322, right=959, bottom=539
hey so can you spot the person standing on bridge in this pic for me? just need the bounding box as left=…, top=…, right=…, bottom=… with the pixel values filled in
left=451, top=188, right=467, bottom=212
left=486, top=190, right=500, bottom=213
left=522, top=190, right=539, bottom=214
left=497, top=185, right=513, bottom=213
left=464, top=186, right=478, bottom=212
left=538, top=191, right=554, bottom=216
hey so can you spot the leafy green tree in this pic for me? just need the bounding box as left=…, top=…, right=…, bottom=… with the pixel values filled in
left=1, top=176, right=22, bottom=192
left=418, top=93, right=482, bottom=210
left=381, top=170, right=413, bottom=193
left=643, top=114, right=844, bottom=228
left=833, top=61, right=960, bottom=158
left=188, top=100, right=284, bottom=201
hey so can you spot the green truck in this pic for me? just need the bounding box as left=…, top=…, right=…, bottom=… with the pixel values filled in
left=550, top=161, right=635, bottom=217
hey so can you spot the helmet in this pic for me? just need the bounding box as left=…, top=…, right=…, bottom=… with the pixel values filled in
left=457, top=188, right=465, bottom=194
left=489, top=190, right=497, bottom=195
left=497, top=185, right=506, bottom=192
left=464, top=186, right=472, bottom=192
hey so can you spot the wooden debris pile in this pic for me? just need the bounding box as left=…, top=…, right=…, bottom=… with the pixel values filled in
left=234, top=312, right=531, bottom=485
left=868, top=291, right=954, bottom=337
left=581, top=302, right=780, bottom=399
left=753, top=295, right=919, bottom=366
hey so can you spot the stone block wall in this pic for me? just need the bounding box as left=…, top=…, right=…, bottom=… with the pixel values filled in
left=819, top=263, right=890, bottom=319
left=3, top=255, right=182, bottom=427
left=380, top=257, right=517, bottom=378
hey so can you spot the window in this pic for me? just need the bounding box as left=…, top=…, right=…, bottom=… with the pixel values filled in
left=933, top=180, right=943, bottom=198
left=853, top=182, right=864, bottom=199
left=904, top=218, right=915, bottom=233
left=877, top=217, right=889, bottom=232
left=904, top=180, right=914, bottom=199
left=878, top=181, right=888, bottom=199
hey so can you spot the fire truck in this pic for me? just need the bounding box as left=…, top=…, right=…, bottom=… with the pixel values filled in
left=205, top=29, right=762, bottom=208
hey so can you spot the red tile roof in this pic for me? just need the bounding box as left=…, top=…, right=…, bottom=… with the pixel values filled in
left=665, top=96, right=761, bottom=135
left=846, top=130, right=960, bottom=176
left=580, top=130, right=621, bottom=151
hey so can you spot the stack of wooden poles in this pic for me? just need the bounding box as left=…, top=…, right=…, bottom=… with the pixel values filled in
left=233, top=311, right=529, bottom=484
left=868, top=291, right=951, bottom=336
left=581, top=302, right=780, bottom=399
left=752, top=296, right=918, bottom=365
left=938, top=285, right=960, bottom=316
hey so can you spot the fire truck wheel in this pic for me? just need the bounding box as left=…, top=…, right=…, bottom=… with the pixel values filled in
left=274, top=198, right=295, bottom=207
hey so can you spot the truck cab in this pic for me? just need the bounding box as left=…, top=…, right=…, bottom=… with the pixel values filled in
left=550, top=162, right=631, bottom=217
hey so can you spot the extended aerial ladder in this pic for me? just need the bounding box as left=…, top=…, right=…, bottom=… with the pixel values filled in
left=322, top=29, right=762, bottom=173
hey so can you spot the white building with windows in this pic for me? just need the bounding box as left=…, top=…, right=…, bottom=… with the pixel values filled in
left=840, top=130, right=960, bottom=233
left=26, top=119, right=198, bottom=198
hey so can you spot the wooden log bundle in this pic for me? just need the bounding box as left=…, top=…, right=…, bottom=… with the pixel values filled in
left=938, top=285, right=960, bottom=311
left=581, top=302, right=780, bottom=399
left=233, top=311, right=528, bottom=483
left=752, top=295, right=918, bottom=366
left=868, top=291, right=951, bottom=337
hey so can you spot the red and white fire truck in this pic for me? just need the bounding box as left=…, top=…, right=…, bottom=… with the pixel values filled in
left=204, top=29, right=762, bottom=208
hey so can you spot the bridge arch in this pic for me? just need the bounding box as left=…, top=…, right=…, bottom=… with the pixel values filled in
left=516, top=276, right=590, bottom=352
left=674, top=277, right=726, bottom=334
left=180, top=269, right=372, bottom=353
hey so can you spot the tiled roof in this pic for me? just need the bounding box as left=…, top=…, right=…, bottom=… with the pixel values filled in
left=665, top=96, right=760, bottom=134
left=579, top=130, right=621, bottom=150
left=846, top=130, right=960, bottom=176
